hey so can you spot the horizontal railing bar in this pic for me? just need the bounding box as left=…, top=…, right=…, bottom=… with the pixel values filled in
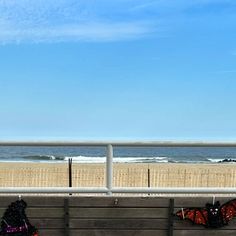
left=1, top=141, right=236, bottom=147
left=0, top=187, right=108, bottom=194
left=0, top=187, right=236, bottom=194
left=112, top=187, right=236, bottom=194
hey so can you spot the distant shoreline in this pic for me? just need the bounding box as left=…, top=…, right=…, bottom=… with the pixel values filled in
left=0, top=157, right=235, bottom=164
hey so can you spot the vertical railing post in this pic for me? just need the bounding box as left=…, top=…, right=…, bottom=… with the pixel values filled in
left=106, top=144, right=113, bottom=195
left=68, top=158, right=72, bottom=188
left=68, top=158, right=72, bottom=196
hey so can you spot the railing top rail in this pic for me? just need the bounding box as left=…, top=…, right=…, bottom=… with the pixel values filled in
left=1, top=141, right=236, bottom=147
left=0, top=187, right=235, bottom=194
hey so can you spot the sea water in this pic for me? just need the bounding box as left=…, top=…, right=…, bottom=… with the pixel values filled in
left=0, top=146, right=236, bottom=163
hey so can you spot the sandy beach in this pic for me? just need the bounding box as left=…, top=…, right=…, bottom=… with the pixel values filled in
left=0, top=162, right=235, bottom=188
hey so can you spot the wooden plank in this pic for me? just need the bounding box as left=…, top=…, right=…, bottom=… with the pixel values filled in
left=31, top=218, right=236, bottom=230
left=36, top=229, right=64, bottom=236
left=173, top=230, right=236, bottom=236
left=0, top=196, right=234, bottom=208
left=70, top=207, right=168, bottom=218
left=69, top=219, right=168, bottom=229
left=0, top=207, right=64, bottom=218
left=174, top=218, right=236, bottom=230
left=69, top=230, right=167, bottom=236
left=27, top=208, right=64, bottom=217
left=26, top=197, right=65, bottom=206
left=174, top=197, right=236, bottom=208
left=0, top=197, right=64, bottom=207
left=5, top=196, right=234, bottom=208
left=0, top=196, right=170, bottom=207
left=0, top=197, right=20, bottom=206
left=30, top=219, right=64, bottom=229
left=0, top=206, right=64, bottom=219
left=69, top=197, right=170, bottom=207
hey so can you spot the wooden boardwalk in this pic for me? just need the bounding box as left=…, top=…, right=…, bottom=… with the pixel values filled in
left=0, top=196, right=235, bottom=236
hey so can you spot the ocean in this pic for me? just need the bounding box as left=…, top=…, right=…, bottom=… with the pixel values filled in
left=0, top=146, right=236, bottom=163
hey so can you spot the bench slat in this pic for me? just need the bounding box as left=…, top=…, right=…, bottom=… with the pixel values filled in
left=69, top=219, right=168, bottom=229
left=70, top=229, right=167, bottom=236
left=69, top=197, right=170, bottom=207
left=70, top=207, right=168, bottom=218
left=174, top=230, right=236, bottom=236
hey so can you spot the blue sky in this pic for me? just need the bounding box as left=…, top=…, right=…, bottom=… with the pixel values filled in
left=0, top=0, right=236, bottom=141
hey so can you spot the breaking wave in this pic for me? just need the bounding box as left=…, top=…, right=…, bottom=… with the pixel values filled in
left=13, top=155, right=236, bottom=164
left=21, top=155, right=169, bottom=163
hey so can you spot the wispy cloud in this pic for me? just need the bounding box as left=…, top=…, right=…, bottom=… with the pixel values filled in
left=0, top=0, right=157, bottom=43
left=130, top=0, right=236, bottom=11
left=0, top=21, right=154, bottom=43
left=0, top=0, right=235, bottom=44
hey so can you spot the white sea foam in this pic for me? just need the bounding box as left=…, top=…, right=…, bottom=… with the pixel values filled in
left=64, top=156, right=168, bottom=163
left=207, top=158, right=236, bottom=163
left=207, top=158, right=223, bottom=163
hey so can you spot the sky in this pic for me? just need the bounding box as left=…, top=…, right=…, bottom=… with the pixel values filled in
left=0, top=0, right=236, bottom=141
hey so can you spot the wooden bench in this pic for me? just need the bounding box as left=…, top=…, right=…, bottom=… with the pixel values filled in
left=0, top=196, right=235, bottom=236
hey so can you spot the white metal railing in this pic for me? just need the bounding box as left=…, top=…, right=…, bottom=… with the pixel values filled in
left=0, top=187, right=236, bottom=194
left=1, top=141, right=236, bottom=195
